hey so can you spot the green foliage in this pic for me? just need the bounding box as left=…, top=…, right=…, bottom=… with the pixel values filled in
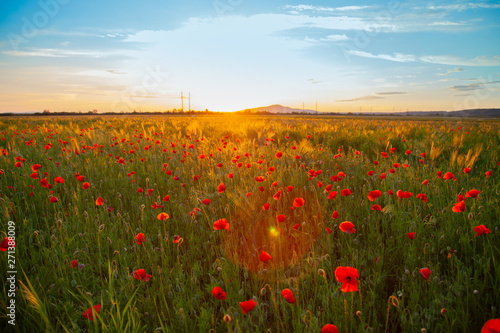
left=0, top=115, right=498, bottom=332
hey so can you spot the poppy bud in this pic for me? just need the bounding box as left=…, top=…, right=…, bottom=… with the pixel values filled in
left=473, top=290, right=478, bottom=295
left=223, top=314, right=232, bottom=323
left=260, top=287, right=267, bottom=296
left=356, top=311, right=362, bottom=317
left=441, top=308, right=447, bottom=315
left=468, top=213, right=473, bottom=219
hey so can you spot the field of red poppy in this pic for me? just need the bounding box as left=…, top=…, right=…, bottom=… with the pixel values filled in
left=0, top=115, right=498, bottom=332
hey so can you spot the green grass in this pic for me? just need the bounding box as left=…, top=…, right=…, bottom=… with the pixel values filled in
left=0, top=114, right=498, bottom=332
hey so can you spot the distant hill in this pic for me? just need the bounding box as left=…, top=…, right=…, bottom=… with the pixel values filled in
left=235, top=105, right=500, bottom=117
left=237, top=104, right=318, bottom=114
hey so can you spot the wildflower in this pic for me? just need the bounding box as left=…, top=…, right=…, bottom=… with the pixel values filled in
left=82, top=304, right=101, bottom=321
left=0, top=237, right=15, bottom=251
left=260, top=250, right=272, bottom=263
left=334, top=266, right=359, bottom=292
left=157, top=212, right=169, bottom=221
left=213, top=218, right=230, bottom=230
left=135, top=233, right=145, bottom=245
left=293, top=197, right=305, bottom=207
left=95, top=197, right=104, bottom=206
left=367, top=190, right=381, bottom=201
left=133, top=269, right=152, bottom=281
left=217, top=183, right=226, bottom=193
left=407, top=232, right=416, bottom=240
left=339, top=221, right=356, bottom=233
left=276, top=214, right=286, bottom=223
left=321, top=324, right=339, bottom=333
left=281, top=289, right=295, bottom=305
left=239, top=299, right=257, bottom=314
left=452, top=200, right=466, bottom=213
left=420, top=268, right=431, bottom=282
left=474, top=225, right=490, bottom=236
left=212, top=286, right=227, bottom=300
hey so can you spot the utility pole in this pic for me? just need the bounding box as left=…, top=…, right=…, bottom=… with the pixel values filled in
left=189, top=92, right=191, bottom=112
left=302, top=102, right=304, bottom=112
left=181, top=91, right=184, bottom=112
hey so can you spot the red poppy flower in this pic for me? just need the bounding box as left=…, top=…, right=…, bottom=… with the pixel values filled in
left=82, top=304, right=101, bottom=321
left=420, top=268, right=431, bottom=282
left=321, top=324, right=339, bottom=333
left=228, top=173, right=233, bottom=178
left=133, top=269, right=152, bottom=281
left=217, top=183, right=226, bottom=193
left=76, top=175, right=85, bottom=182
left=452, top=200, right=466, bottom=213
left=292, top=224, right=299, bottom=230
left=15, top=162, right=22, bottom=168
left=416, top=193, right=428, bottom=203
left=334, top=266, right=359, bottom=292
left=381, top=152, right=388, bottom=158
left=372, top=204, right=382, bottom=211
left=40, top=178, right=48, bottom=188
left=276, top=214, right=286, bottom=223
left=331, top=211, right=339, bottom=219
left=379, top=173, right=386, bottom=180
left=463, top=167, right=471, bottom=174
left=239, top=299, right=257, bottom=314
left=327, top=191, right=337, bottom=200
left=465, top=189, right=480, bottom=199
left=157, top=212, right=169, bottom=220
left=422, top=179, right=428, bottom=185
left=287, top=186, right=294, bottom=192
left=407, top=232, right=416, bottom=240
left=341, top=189, right=351, bottom=197
left=405, top=150, right=412, bottom=155
left=70, top=259, right=78, bottom=269
left=389, top=168, right=396, bottom=174
left=326, top=227, right=332, bottom=234
left=213, top=218, right=230, bottom=230
left=273, top=190, right=281, bottom=200
left=82, top=182, right=90, bottom=189
left=367, top=170, right=374, bottom=176
left=276, top=151, right=282, bottom=158
left=396, top=190, right=413, bottom=199
left=212, top=286, right=227, bottom=300
left=281, top=289, right=295, bottom=305
left=339, top=221, right=356, bottom=234
left=262, top=203, right=270, bottom=210
left=30, top=172, right=38, bottom=179
left=486, top=171, right=493, bottom=177
left=481, top=319, right=500, bottom=333
left=202, top=199, right=211, bottom=205
left=367, top=190, right=381, bottom=201
left=437, top=171, right=442, bottom=178
left=54, top=176, right=64, bottom=184
left=443, top=172, right=455, bottom=180
left=0, top=237, right=15, bottom=251
left=135, top=233, right=145, bottom=244
left=293, top=197, right=305, bottom=207
left=31, top=164, right=41, bottom=172
left=260, top=250, right=272, bottom=263
left=95, top=197, right=104, bottom=206
left=474, top=225, right=490, bottom=236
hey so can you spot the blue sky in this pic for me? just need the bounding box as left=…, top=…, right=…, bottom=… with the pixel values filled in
left=0, top=0, right=499, bottom=112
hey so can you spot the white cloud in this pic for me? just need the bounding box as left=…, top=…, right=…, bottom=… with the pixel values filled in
left=3, top=48, right=105, bottom=58
left=421, top=55, right=500, bottom=67
left=347, top=50, right=417, bottom=62
left=437, top=67, right=464, bottom=76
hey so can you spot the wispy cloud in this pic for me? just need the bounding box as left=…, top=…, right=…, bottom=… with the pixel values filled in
left=285, top=5, right=370, bottom=12
left=335, top=95, right=384, bottom=102
left=3, top=48, right=104, bottom=58
left=421, top=55, right=500, bottom=67
left=346, top=50, right=417, bottom=62
left=449, top=81, right=500, bottom=91
left=375, top=92, right=407, bottom=96
left=437, top=67, right=464, bottom=76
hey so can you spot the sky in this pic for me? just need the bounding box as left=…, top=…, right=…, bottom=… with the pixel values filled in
left=0, top=0, right=499, bottom=113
